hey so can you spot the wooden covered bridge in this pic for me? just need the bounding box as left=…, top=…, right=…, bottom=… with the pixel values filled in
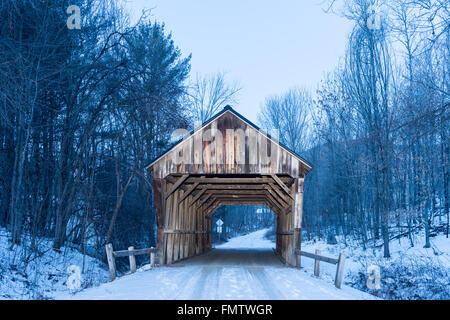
left=147, top=106, right=312, bottom=266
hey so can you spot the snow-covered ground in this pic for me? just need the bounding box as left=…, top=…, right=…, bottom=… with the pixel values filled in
left=2, top=226, right=445, bottom=300
left=215, top=229, right=275, bottom=249
left=57, top=229, right=377, bottom=300
left=300, top=232, right=450, bottom=300
left=0, top=228, right=109, bottom=300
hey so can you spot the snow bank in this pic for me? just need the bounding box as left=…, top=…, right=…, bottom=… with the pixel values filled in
left=0, top=228, right=109, bottom=299
left=300, top=232, right=450, bottom=300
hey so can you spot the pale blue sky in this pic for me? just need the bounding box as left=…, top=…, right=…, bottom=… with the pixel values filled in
left=127, top=0, right=352, bottom=122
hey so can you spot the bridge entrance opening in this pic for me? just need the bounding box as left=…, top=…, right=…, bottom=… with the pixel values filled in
left=210, top=205, right=275, bottom=246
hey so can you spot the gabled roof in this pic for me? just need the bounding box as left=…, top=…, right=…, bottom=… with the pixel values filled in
left=146, top=105, right=313, bottom=170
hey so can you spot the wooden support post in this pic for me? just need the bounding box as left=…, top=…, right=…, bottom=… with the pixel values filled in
left=294, top=228, right=301, bottom=268
left=314, top=249, right=320, bottom=276
left=105, top=243, right=116, bottom=280
left=128, top=246, right=136, bottom=273
left=335, top=253, right=346, bottom=289
left=150, top=249, right=155, bottom=267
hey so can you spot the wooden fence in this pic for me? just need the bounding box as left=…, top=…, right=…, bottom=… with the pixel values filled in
left=295, top=249, right=346, bottom=289
left=105, top=243, right=157, bottom=280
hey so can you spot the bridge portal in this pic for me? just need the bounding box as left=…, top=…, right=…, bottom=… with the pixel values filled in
left=147, top=106, right=312, bottom=266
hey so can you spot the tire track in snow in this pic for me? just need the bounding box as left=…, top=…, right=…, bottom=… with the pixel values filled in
left=190, top=266, right=222, bottom=299
left=245, top=267, right=285, bottom=300
left=172, top=267, right=205, bottom=300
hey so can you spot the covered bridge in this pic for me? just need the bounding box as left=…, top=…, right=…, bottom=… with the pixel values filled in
left=147, top=106, right=312, bottom=266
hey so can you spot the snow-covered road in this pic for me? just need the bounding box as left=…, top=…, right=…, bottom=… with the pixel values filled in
left=59, top=230, right=376, bottom=300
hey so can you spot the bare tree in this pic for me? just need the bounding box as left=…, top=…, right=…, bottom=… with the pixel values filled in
left=258, top=88, right=312, bottom=154
left=189, top=72, right=241, bottom=122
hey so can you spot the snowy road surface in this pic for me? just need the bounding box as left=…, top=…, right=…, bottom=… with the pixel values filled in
left=59, top=230, right=376, bottom=300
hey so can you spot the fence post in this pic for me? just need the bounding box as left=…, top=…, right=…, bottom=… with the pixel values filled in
left=150, top=248, right=155, bottom=267
left=334, top=253, right=346, bottom=289
left=128, top=246, right=136, bottom=273
left=105, top=243, right=116, bottom=281
left=314, top=249, right=320, bottom=276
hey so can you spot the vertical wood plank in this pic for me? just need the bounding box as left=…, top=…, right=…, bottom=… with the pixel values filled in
left=182, top=197, right=188, bottom=259
left=166, top=183, right=175, bottom=264
left=173, top=189, right=180, bottom=262
left=193, top=130, right=202, bottom=173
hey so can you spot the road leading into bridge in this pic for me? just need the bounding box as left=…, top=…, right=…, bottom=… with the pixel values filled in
left=60, top=230, right=376, bottom=300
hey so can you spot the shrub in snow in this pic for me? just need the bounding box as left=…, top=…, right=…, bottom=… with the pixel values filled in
left=327, top=234, right=338, bottom=245
left=349, top=255, right=449, bottom=300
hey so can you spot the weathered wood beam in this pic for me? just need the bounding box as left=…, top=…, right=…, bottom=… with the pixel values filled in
left=189, top=188, right=206, bottom=207
left=205, top=202, right=222, bottom=216
left=113, top=247, right=157, bottom=258
left=165, top=174, right=189, bottom=199
left=214, top=201, right=270, bottom=206
left=271, top=174, right=293, bottom=200
left=165, top=175, right=189, bottom=192
left=214, top=196, right=267, bottom=201
left=178, top=182, right=199, bottom=204
left=210, top=191, right=283, bottom=212
left=196, top=193, right=212, bottom=209
left=203, top=198, right=220, bottom=214
left=201, top=195, right=217, bottom=211
left=211, top=195, right=281, bottom=215
left=264, top=186, right=289, bottom=208
left=201, top=189, right=283, bottom=204
left=210, top=194, right=269, bottom=199
left=203, top=189, right=270, bottom=196
left=295, top=250, right=338, bottom=265
left=170, top=174, right=293, bottom=183
left=262, top=195, right=284, bottom=214
left=267, top=183, right=291, bottom=205
left=197, top=184, right=268, bottom=190
left=185, top=177, right=277, bottom=184
left=264, top=201, right=281, bottom=215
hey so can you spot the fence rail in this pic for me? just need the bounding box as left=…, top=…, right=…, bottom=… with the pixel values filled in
left=295, top=249, right=346, bottom=289
left=105, top=243, right=157, bottom=280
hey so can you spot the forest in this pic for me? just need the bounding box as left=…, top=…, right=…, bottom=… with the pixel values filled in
left=0, top=0, right=448, bottom=299
left=259, top=0, right=449, bottom=258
